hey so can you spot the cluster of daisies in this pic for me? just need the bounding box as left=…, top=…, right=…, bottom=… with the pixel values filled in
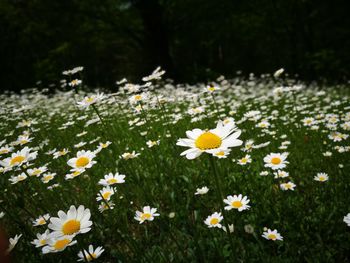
left=1, top=67, right=349, bottom=262
left=31, top=205, right=104, bottom=261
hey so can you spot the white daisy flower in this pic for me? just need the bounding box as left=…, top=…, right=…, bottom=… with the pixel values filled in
left=77, top=93, right=105, bottom=109
left=134, top=206, right=160, bottom=224
left=0, top=146, right=37, bottom=169
left=77, top=244, right=105, bottom=261
left=31, top=230, right=50, bottom=248
left=176, top=120, right=243, bottom=159
left=280, top=181, right=296, bottom=191
left=195, top=186, right=209, bottom=195
left=96, top=186, right=116, bottom=201
left=33, top=213, right=50, bottom=226
left=314, top=173, right=329, bottom=182
left=48, top=205, right=92, bottom=237
left=204, top=212, right=223, bottom=228
left=98, top=173, right=125, bottom=186
left=42, top=235, right=77, bottom=254
left=67, top=150, right=96, bottom=171
left=223, top=194, right=251, bottom=211
left=9, top=173, right=27, bottom=184
left=264, top=152, right=289, bottom=170
left=262, top=229, right=283, bottom=241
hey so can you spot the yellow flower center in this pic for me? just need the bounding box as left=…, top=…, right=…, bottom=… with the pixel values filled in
left=271, top=157, right=281, bottom=165
left=241, top=158, right=248, bottom=163
left=102, top=192, right=112, bottom=199
left=267, top=234, right=277, bottom=240
left=107, top=178, right=118, bottom=184
left=141, top=213, right=151, bottom=220
left=40, top=239, right=47, bottom=245
left=62, top=219, right=80, bottom=235
left=86, top=97, right=95, bottom=103
left=208, top=87, right=215, bottom=92
left=86, top=253, right=97, bottom=261
left=195, top=132, right=222, bottom=150
left=32, top=169, right=41, bottom=176
left=38, top=218, right=46, bottom=225
left=0, top=149, right=9, bottom=154
left=75, top=157, right=90, bottom=168
left=231, top=201, right=243, bottom=208
left=54, top=239, right=71, bottom=250
left=10, top=155, right=25, bottom=166
left=215, top=151, right=225, bottom=156
left=319, top=177, right=325, bottom=181
left=18, top=176, right=26, bottom=181
left=210, top=218, right=219, bottom=225
left=134, top=95, right=142, bottom=101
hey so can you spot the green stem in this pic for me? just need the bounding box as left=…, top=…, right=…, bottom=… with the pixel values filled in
left=209, top=155, right=235, bottom=257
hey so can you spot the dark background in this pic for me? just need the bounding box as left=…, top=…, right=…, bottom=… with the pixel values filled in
left=1, top=0, right=349, bottom=91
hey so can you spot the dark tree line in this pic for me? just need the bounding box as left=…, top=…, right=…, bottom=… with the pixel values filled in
left=0, top=0, right=349, bottom=91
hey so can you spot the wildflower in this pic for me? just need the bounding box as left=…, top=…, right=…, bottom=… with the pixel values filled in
left=344, top=213, right=350, bottom=227
left=134, top=206, right=160, bottom=224
left=96, top=186, right=116, bottom=201
left=260, top=171, right=269, bottom=176
left=237, top=154, right=252, bottom=165
left=41, top=173, right=56, bottom=184
left=176, top=120, right=242, bottom=159
left=205, top=85, right=221, bottom=93
left=222, top=224, right=234, bottom=233
left=204, top=212, right=223, bottom=228
left=273, top=170, right=289, bottom=179
left=42, top=235, right=77, bottom=254
left=273, top=68, right=284, bottom=78
left=33, top=213, right=50, bottom=226
left=6, top=234, right=22, bottom=254
left=129, top=93, right=148, bottom=104
left=31, top=230, right=50, bottom=248
left=68, top=79, right=82, bottom=87
left=195, top=186, right=209, bottom=195
left=0, top=146, right=37, bottom=169
left=98, top=201, right=115, bottom=213
left=212, top=149, right=231, bottom=158
left=48, top=205, right=92, bottom=237
left=264, top=153, right=289, bottom=170
left=9, top=173, right=27, bottom=184
left=0, top=145, right=13, bottom=155
left=121, top=151, right=140, bottom=160
left=67, top=150, right=96, bottom=171
left=142, top=66, right=165, bottom=82
left=314, top=173, right=329, bottom=182
left=77, top=245, right=105, bottom=262
left=98, top=173, right=125, bottom=186
left=77, top=93, right=105, bottom=109
left=27, top=166, right=48, bottom=177
left=224, top=194, right=251, bottom=211
left=53, top=149, right=69, bottom=159
left=262, top=229, right=283, bottom=241
left=280, top=181, right=296, bottom=191
left=146, top=140, right=160, bottom=148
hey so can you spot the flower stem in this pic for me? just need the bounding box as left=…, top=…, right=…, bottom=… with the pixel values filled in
left=209, top=155, right=235, bottom=257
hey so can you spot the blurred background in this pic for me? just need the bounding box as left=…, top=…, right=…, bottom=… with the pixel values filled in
left=0, top=0, right=349, bottom=91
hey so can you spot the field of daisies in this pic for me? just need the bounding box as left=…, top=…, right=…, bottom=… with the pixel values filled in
left=0, top=67, right=350, bottom=262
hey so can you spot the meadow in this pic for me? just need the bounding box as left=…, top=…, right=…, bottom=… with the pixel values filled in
left=0, top=68, right=349, bottom=262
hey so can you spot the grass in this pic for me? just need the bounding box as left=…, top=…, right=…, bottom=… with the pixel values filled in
left=0, top=72, right=350, bottom=262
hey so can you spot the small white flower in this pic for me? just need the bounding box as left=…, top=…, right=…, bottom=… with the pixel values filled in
left=195, top=186, right=209, bottom=195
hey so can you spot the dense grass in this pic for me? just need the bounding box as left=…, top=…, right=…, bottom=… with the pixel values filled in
left=0, top=72, right=350, bottom=262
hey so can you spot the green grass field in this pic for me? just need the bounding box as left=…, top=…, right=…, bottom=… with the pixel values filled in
left=0, top=69, right=350, bottom=262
